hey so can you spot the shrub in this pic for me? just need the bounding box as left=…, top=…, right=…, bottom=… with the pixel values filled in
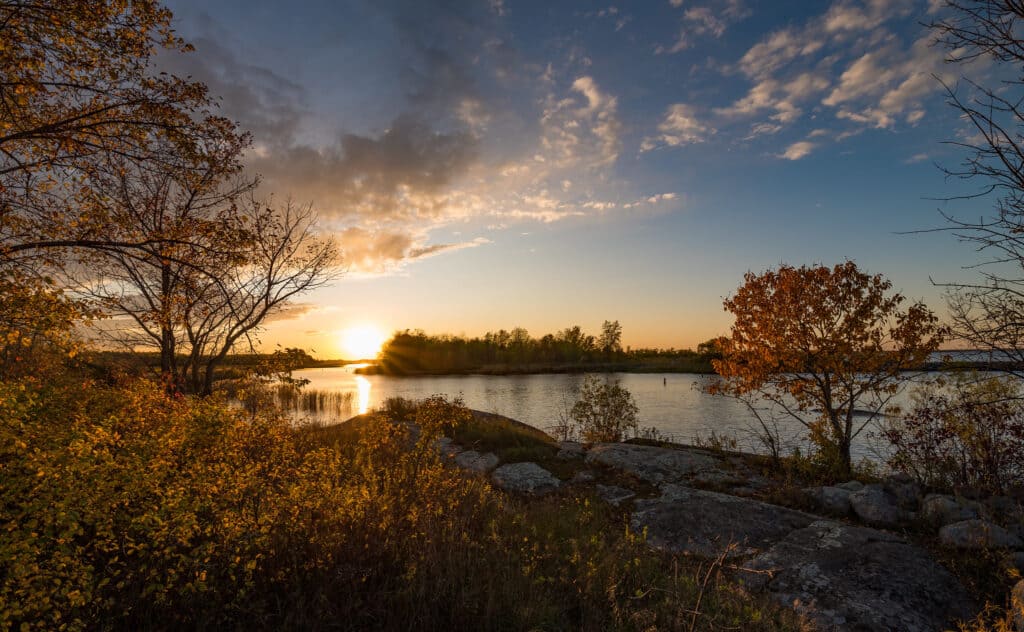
left=570, top=375, right=639, bottom=443
left=882, top=374, right=1024, bottom=494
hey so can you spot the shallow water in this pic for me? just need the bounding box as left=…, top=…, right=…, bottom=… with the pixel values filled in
left=292, top=366, right=917, bottom=460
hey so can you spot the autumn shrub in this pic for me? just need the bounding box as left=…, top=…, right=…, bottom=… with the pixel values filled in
left=1, top=376, right=804, bottom=631
left=882, top=374, right=1024, bottom=495
left=569, top=375, right=640, bottom=442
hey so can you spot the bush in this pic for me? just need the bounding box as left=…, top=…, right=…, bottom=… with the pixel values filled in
left=881, top=374, right=1024, bottom=494
left=569, top=375, right=640, bottom=443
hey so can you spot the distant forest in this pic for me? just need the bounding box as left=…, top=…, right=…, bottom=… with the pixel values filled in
left=365, top=321, right=724, bottom=375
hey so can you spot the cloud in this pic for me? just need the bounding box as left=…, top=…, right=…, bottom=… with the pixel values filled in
left=659, top=0, right=750, bottom=54
left=339, top=227, right=491, bottom=274
left=779, top=141, right=816, bottom=160
left=641, top=104, right=714, bottom=150
left=540, top=76, right=623, bottom=168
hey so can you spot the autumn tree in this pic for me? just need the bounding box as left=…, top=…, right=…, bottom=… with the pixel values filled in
left=925, top=2, right=1024, bottom=374
left=0, top=0, right=233, bottom=263
left=711, top=262, right=945, bottom=475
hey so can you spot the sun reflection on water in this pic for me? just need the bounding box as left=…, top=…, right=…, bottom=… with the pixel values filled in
left=355, top=375, right=371, bottom=415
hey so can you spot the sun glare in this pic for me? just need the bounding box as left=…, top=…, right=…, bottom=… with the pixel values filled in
left=341, top=325, right=387, bottom=360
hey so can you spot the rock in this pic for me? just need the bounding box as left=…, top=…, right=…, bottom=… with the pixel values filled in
left=434, top=437, right=463, bottom=458
left=691, top=469, right=745, bottom=487
left=556, top=441, right=586, bottom=460
left=987, top=495, right=1021, bottom=521
left=921, top=494, right=980, bottom=526
left=585, top=443, right=723, bottom=485
left=743, top=520, right=975, bottom=632
left=849, top=485, right=903, bottom=527
left=888, top=481, right=922, bottom=510
left=453, top=450, right=499, bottom=474
left=595, top=484, right=636, bottom=507
left=939, top=519, right=1024, bottom=549
left=491, top=462, right=561, bottom=496
left=631, top=484, right=816, bottom=558
left=570, top=470, right=595, bottom=484
left=803, top=486, right=853, bottom=516
left=1012, top=580, right=1024, bottom=632
left=836, top=480, right=864, bottom=492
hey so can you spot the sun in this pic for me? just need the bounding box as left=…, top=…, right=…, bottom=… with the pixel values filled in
left=340, top=325, right=387, bottom=360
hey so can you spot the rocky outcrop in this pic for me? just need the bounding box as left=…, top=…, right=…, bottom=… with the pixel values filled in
left=585, top=443, right=725, bottom=485
left=848, top=485, right=903, bottom=527
left=595, top=484, right=635, bottom=507
left=922, top=494, right=981, bottom=526
left=803, top=485, right=853, bottom=516
left=453, top=450, right=499, bottom=474
left=556, top=441, right=586, bottom=460
left=939, top=519, right=1023, bottom=549
left=744, top=520, right=975, bottom=632
left=631, top=484, right=816, bottom=558
left=491, top=462, right=561, bottom=495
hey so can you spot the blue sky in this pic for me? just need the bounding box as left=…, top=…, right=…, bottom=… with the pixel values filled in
left=161, top=0, right=990, bottom=354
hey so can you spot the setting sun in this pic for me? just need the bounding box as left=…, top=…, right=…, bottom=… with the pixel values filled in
left=340, top=325, right=387, bottom=359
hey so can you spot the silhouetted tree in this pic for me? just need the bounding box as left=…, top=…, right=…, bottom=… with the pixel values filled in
left=598, top=320, right=623, bottom=360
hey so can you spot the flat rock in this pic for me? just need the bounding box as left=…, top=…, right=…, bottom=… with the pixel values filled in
left=556, top=441, right=586, bottom=460
left=836, top=480, right=864, bottom=492
left=585, top=443, right=723, bottom=484
left=921, top=494, right=980, bottom=526
left=453, top=450, right=499, bottom=474
left=744, top=520, right=974, bottom=632
left=803, top=486, right=853, bottom=516
left=596, top=484, right=636, bottom=507
left=939, top=519, right=1023, bottom=549
left=849, top=485, right=903, bottom=527
left=570, top=470, right=595, bottom=484
left=631, top=484, right=816, bottom=558
left=491, top=462, right=561, bottom=496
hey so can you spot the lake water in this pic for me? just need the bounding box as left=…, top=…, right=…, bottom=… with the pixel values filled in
left=292, top=365, right=916, bottom=460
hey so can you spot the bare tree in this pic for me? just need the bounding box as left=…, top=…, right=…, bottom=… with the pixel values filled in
left=929, top=2, right=1024, bottom=371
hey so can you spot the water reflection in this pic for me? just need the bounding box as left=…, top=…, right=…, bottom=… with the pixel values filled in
left=355, top=375, right=371, bottom=415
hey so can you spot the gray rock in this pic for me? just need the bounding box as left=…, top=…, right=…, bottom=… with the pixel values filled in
left=921, top=494, right=980, bottom=526
left=803, top=486, right=853, bottom=516
left=743, top=520, right=974, bottom=632
left=888, top=481, right=922, bottom=510
left=556, top=441, right=586, bottom=460
left=595, top=484, right=636, bottom=507
left=836, top=480, right=864, bottom=492
left=491, top=462, right=561, bottom=496
left=570, top=470, right=595, bottom=484
left=453, top=450, right=499, bottom=474
left=987, top=495, right=1022, bottom=520
left=434, top=437, right=463, bottom=458
left=849, top=485, right=903, bottom=527
left=691, top=469, right=746, bottom=487
left=631, top=484, right=816, bottom=558
left=585, top=443, right=722, bottom=484
left=939, top=519, right=1024, bottom=549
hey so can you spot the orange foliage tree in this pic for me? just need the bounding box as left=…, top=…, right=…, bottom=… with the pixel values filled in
left=711, top=262, right=945, bottom=475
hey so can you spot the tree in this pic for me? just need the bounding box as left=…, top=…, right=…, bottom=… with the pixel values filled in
left=710, top=262, right=944, bottom=475
left=598, top=320, right=623, bottom=360
left=927, top=2, right=1024, bottom=374
left=569, top=375, right=639, bottom=443
left=0, top=1, right=232, bottom=264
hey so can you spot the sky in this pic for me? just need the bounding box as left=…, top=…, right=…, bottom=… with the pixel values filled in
left=159, top=0, right=994, bottom=357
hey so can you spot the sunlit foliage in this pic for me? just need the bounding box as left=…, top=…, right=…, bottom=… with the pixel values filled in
left=712, top=262, right=944, bottom=475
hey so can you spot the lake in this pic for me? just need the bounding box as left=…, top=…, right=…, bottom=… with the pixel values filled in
left=292, top=365, right=915, bottom=460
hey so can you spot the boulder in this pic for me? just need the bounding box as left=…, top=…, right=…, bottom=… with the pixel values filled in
left=849, top=485, right=903, bottom=527
left=888, top=480, right=922, bottom=510
left=570, top=470, right=595, bottom=484
left=491, top=462, right=561, bottom=496
left=631, top=484, right=816, bottom=558
left=435, top=437, right=463, bottom=458
left=939, top=519, right=1023, bottom=549
left=585, top=443, right=723, bottom=484
left=595, top=484, right=636, bottom=507
left=743, top=520, right=975, bottom=632
left=921, top=494, right=980, bottom=526
left=803, top=486, right=853, bottom=516
left=836, top=480, right=864, bottom=492
left=556, top=441, right=586, bottom=460
left=453, top=450, right=499, bottom=474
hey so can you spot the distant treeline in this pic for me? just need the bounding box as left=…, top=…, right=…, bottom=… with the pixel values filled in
left=364, top=324, right=725, bottom=375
